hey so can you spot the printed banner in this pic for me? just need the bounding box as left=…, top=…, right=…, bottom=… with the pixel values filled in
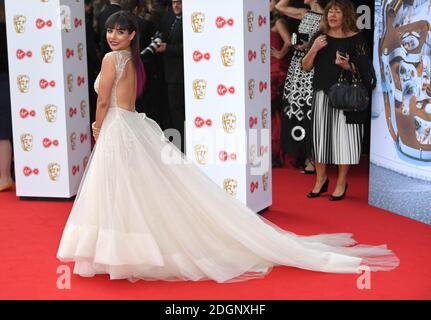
left=5, top=0, right=91, bottom=198
left=183, top=0, right=272, bottom=212
left=369, top=0, right=431, bottom=224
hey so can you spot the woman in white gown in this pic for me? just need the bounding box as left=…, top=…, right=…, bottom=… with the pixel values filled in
left=57, top=11, right=399, bottom=283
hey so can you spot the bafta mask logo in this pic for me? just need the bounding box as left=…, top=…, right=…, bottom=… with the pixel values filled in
left=262, top=108, right=268, bottom=129
left=191, top=12, right=205, bottom=33
left=17, top=75, right=30, bottom=93
left=223, top=178, right=238, bottom=197
left=248, top=79, right=255, bottom=99
left=70, top=132, right=77, bottom=151
left=20, top=133, right=33, bottom=152
left=80, top=100, right=87, bottom=118
left=67, top=74, right=73, bottom=92
left=44, top=104, right=58, bottom=123
left=249, top=144, right=257, bottom=165
left=41, top=44, right=54, bottom=63
left=48, top=163, right=61, bottom=181
left=77, top=43, right=84, bottom=61
left=222, top=113, right=236, bottom=134
left=261, top=43, right=267, bottom=64
left=83, top=156, right=89, bottom=170
left=193, top=79, right=207, bottom=100
left=247, top=11, right=254, bottom=32
left=194, top=144, right=208, bottom=165
left=61, top=8, right=71, bottom=32
left=221, top=46, right=235, bottom=67
left=13, top=15, right=26, bottom=33
left=262, top=172, right=269, bottom=191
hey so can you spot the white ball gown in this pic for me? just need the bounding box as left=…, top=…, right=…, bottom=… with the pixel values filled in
left=56, top=50, right=399, bottom=283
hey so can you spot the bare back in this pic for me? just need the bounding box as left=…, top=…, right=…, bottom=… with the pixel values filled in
left=94, top=50, right=137, bottom=112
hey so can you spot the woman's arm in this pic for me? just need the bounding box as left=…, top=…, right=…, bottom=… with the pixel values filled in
left=302, top=34, right=327, bottom=71
left=93, top=53, right=116, bottom=139
left=271, top=19, right=291, bottom=60
left=275, top=0, right=308, bottom=20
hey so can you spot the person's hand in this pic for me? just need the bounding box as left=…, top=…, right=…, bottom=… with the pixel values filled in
left=92, top=122, right=100, bottom=141
left=270, top=47, right=284, bottom=59
left=335, top=50, right=351, bottom=70
left=156, top=43, right=167, bottom=53
left=294, top=39, right=308, bottom=51
left=310, top=35, right=327, bottom=52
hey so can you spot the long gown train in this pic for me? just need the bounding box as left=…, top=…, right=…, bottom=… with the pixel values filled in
left=56, top=51, right=399, bottom=283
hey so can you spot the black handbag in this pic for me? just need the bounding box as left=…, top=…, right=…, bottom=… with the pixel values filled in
left=328, top=68, right=370, bottom=112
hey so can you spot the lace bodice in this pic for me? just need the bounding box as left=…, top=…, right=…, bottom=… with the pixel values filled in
left=94, top=50, right=132, bottom=108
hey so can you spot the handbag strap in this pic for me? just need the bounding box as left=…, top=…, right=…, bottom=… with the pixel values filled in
left=337, top=65, right=363, bottom=84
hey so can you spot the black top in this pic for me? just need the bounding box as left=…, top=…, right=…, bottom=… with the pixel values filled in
left=311, top=32, right=374, bottom=124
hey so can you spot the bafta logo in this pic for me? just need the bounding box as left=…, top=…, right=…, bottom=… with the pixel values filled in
left=17, top=75, right=30, bottom=93
left=222, top=113, right=236, bottom=134
left=61, top=8, right=71, bottom=32
left=41, top=44, right=54, bottom=63
left=248, top=79, right=255, bottom=99
left=223, top=178, right=238, bottom=197
left=44, top=104, right=58, bottom=123
left=80, top=100, right=87, bottom=118
left=194, top=144, right=208, bottom=165
left=77, top=43, right=84, bottom=61
left=20, top=133, right=33, bottom=152
left=67, top=74, right=73, bottom=92
left=262, top=108, right=268, bottom=129
left=191, top=12, right=205, bottom=33
left=221, top=46, right=235, bottom=67
left=247, top=11, right=254, bottom=32
left=262, top=172, right=269, bottom=191
left=13, top=15, right=26, bottom=33
left=192, top=79, right=207, bottom=100
left=70, top=132, right=77, bottom=151
left=48, top=163, right=61, bottom=181
left=261, top=43, right=267, bottom=64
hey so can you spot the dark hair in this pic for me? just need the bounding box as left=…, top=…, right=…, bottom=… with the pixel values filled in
left=270, top=0, right=282, bottom=28
left=316, top=0, right=331, bottom=10
left=321, top=0, right=358, bottom=34
left=105, top=11, right=146, bottom=97
left=122, top=0, right=141, bottom=13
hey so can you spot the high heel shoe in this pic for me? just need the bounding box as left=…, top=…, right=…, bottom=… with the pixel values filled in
left=329, top=183, right=348, bottom=201
left=307, top=178, right=329, bottom=198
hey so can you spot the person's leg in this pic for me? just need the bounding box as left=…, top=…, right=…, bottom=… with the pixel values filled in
left=310, top=162, right=327, bottom=193
left=0, top=139, right=13, bottom=186
left=333, top=164, right=349, bottom=196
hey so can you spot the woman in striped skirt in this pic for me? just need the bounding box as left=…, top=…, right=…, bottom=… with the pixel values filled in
left=302, top=0, right=374, bottom=201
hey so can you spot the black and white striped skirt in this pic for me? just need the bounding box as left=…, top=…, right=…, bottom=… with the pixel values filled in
left=311, top=90, right=363, bottom=165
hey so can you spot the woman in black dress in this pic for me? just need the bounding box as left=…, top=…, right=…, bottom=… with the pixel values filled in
left=277, top=0, right=329, bottom=173
left=302, top=0, right=374, bottom=200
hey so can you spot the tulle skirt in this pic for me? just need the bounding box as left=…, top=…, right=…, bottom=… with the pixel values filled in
left=56, top=107, right=399, bottom=283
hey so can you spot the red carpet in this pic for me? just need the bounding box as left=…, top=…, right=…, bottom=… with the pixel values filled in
left=0, top=159, right=430, bottom=300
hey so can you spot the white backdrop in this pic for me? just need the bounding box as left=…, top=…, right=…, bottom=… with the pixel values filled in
left=183, top=0, right=272, bottom=212
left=5, top=0, right=91, bottom=198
